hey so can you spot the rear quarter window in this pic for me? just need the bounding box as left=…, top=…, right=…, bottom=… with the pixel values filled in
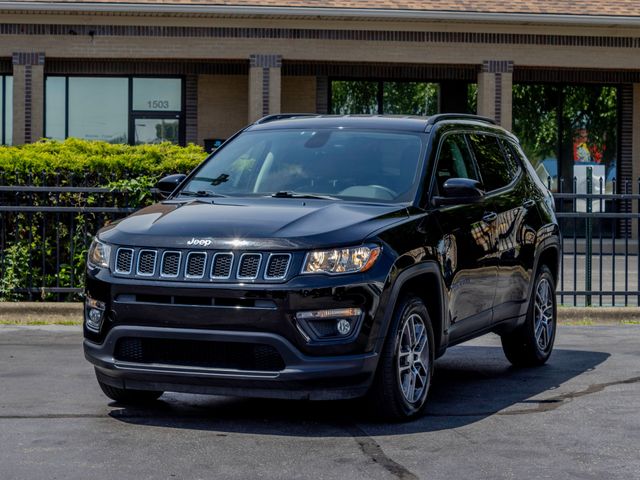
left=468, top=133, right=519, bottom=192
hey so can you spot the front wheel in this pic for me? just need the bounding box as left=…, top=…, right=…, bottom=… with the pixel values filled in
left=501, top=265, right=557, bottom=367
left=366, top=295, right=434, bottom=420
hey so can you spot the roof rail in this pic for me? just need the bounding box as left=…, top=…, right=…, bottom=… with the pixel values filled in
left=424, top=113, right=496, bottom=131
left=254, top=113, right=320, bottom=125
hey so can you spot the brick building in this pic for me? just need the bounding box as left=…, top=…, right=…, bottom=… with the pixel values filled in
left=1, top=0, right=640, bottom=187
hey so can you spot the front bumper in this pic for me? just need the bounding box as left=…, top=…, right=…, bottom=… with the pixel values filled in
left=85, top=325, right=379, bottom=400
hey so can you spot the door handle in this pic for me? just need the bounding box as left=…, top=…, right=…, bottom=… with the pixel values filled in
left=482, top=212, right=498, bottom=223
left=523, top=199, right=535, bottom=208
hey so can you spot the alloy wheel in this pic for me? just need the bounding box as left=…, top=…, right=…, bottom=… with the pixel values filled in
left=534, top=277, right=554, bottom=351
left=396, top=313, right=430, bottom=404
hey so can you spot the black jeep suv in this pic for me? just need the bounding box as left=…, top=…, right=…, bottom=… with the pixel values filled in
left=84, top=114, right=560, bottom=419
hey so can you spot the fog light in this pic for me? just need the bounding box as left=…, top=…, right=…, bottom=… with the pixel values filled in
left=336, top=318, right=351, bottom=335
left=85, top=297, right=106, bottom=333
left=88, top=308, right=102, bottom=323
left=295, top=308, right=362, bottom=341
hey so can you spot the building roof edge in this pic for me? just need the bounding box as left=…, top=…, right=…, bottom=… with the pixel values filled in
left=1, top=3, right=640, bottom=27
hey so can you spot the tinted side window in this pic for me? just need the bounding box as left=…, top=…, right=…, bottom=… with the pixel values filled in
left=507, top=139, right=550, bottom=192
left=468, top=134, right=518, bottom=192
left=434, top=133, right=478, bottom=192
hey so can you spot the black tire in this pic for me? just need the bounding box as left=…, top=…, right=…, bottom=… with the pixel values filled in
left=97, top=377, right=163, bottom=404
left=501, top=265, right=556, bottom=367
left=366, top=295, right=435, bottom=421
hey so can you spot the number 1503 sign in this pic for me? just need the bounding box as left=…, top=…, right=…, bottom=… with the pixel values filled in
left=147, top=100, right=171, bottom=110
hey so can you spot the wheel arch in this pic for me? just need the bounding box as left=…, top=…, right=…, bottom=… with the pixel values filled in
left=376, top=262, right=448, bottom=357
left=520, top=239, right=561, bottom=319
left=534, top=239, right=561, bottom=286
left=536, top=245, right=560, bottom=285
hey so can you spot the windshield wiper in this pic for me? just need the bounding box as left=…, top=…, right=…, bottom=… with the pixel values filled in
left=270, top=191, right=340, bottom=201
left=179, top=190, right=227, bottom=198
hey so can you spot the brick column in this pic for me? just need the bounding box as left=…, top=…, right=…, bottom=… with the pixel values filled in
left=184, top=75, right=198, bottom=145
left=477, top=60, right=513, bottom=131
left=12, top=52, right=45, bottom=145
left=248, top=54, right=282, bottom=123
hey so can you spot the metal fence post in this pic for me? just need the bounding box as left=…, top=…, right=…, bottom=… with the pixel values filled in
left=585, top=166, right=593, bottom=307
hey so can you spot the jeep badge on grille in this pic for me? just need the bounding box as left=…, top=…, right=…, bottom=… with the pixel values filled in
left=186, top=238, right=212, bottom=247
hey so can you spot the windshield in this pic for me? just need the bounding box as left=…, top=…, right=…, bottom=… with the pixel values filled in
left=179, top=129, right=425, bottom=203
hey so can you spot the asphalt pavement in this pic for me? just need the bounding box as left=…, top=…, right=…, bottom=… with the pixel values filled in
left=0, top=325, right=638, bottom=480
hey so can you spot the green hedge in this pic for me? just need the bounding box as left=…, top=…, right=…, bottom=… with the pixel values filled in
left=0, top=138, right=207, bottom=183
left=0, top=139, right=209, bottom=301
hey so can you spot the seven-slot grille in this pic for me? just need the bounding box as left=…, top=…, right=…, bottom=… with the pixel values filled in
left=112, top=248, right=292, bottom=282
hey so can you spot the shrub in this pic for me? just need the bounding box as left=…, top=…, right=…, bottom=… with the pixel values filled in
left=0, top=138, right=207, bottom=184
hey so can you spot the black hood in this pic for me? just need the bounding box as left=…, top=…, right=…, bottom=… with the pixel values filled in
left=99, top=198, right=409, bottom=250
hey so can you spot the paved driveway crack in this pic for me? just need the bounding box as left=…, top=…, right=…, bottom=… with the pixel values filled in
left=499, top=375, right=640, bottom=415
left=345, top=424, right=418, bottom=480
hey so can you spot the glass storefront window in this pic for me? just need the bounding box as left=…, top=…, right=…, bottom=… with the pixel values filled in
left=132, top=78, right=181, bottom=111
left=68, top=77, right=129, bottom=143
left=44, top=76, right=184, bottom=145
left=134, top=118, right=179, bottom=144
left=45, top=76, right=66, bottom=141
left=1, top=76, right=12, bottom=145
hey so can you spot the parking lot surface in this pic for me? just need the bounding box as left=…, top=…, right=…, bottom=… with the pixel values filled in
left=0, top=325, right=638, bottom=480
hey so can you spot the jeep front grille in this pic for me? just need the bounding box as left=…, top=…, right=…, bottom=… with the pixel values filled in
left=111, top=248, right=293, bottom=282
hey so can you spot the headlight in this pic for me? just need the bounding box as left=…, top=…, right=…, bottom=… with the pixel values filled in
left=302, top=245, right=380, bottom=275
left=87, top=239, right=111, bottom=269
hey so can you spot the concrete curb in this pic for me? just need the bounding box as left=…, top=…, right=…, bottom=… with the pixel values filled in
left=0, top=302, right=83, bottom=324
left=0, top=302, right=639, bottom=325
left=557, top=306, right=640, bottom=322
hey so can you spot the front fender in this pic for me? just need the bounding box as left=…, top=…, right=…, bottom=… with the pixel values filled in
left=369, top=260, right=448, bottom=356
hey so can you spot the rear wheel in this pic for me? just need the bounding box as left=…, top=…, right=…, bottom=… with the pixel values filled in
left=367, top=295, right=434, bottom=420
left=97, top=375, right=163, bottom=404
left=501, top=265, right=556, bottom=367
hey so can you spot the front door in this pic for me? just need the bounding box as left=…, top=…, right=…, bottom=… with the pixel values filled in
left=431, top=132, right=497, bottom=340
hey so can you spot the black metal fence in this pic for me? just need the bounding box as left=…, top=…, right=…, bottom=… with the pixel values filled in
left=553, top=172, right=640, bottom=307
left=0, top=172, right=139, bottom=301
left=1, top=173, right=639, bottom=306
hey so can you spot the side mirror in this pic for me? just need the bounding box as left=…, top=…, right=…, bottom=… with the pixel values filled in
left=152, top=174, right=187, bottom=200
left=433, top=178, right=484, bottom=206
